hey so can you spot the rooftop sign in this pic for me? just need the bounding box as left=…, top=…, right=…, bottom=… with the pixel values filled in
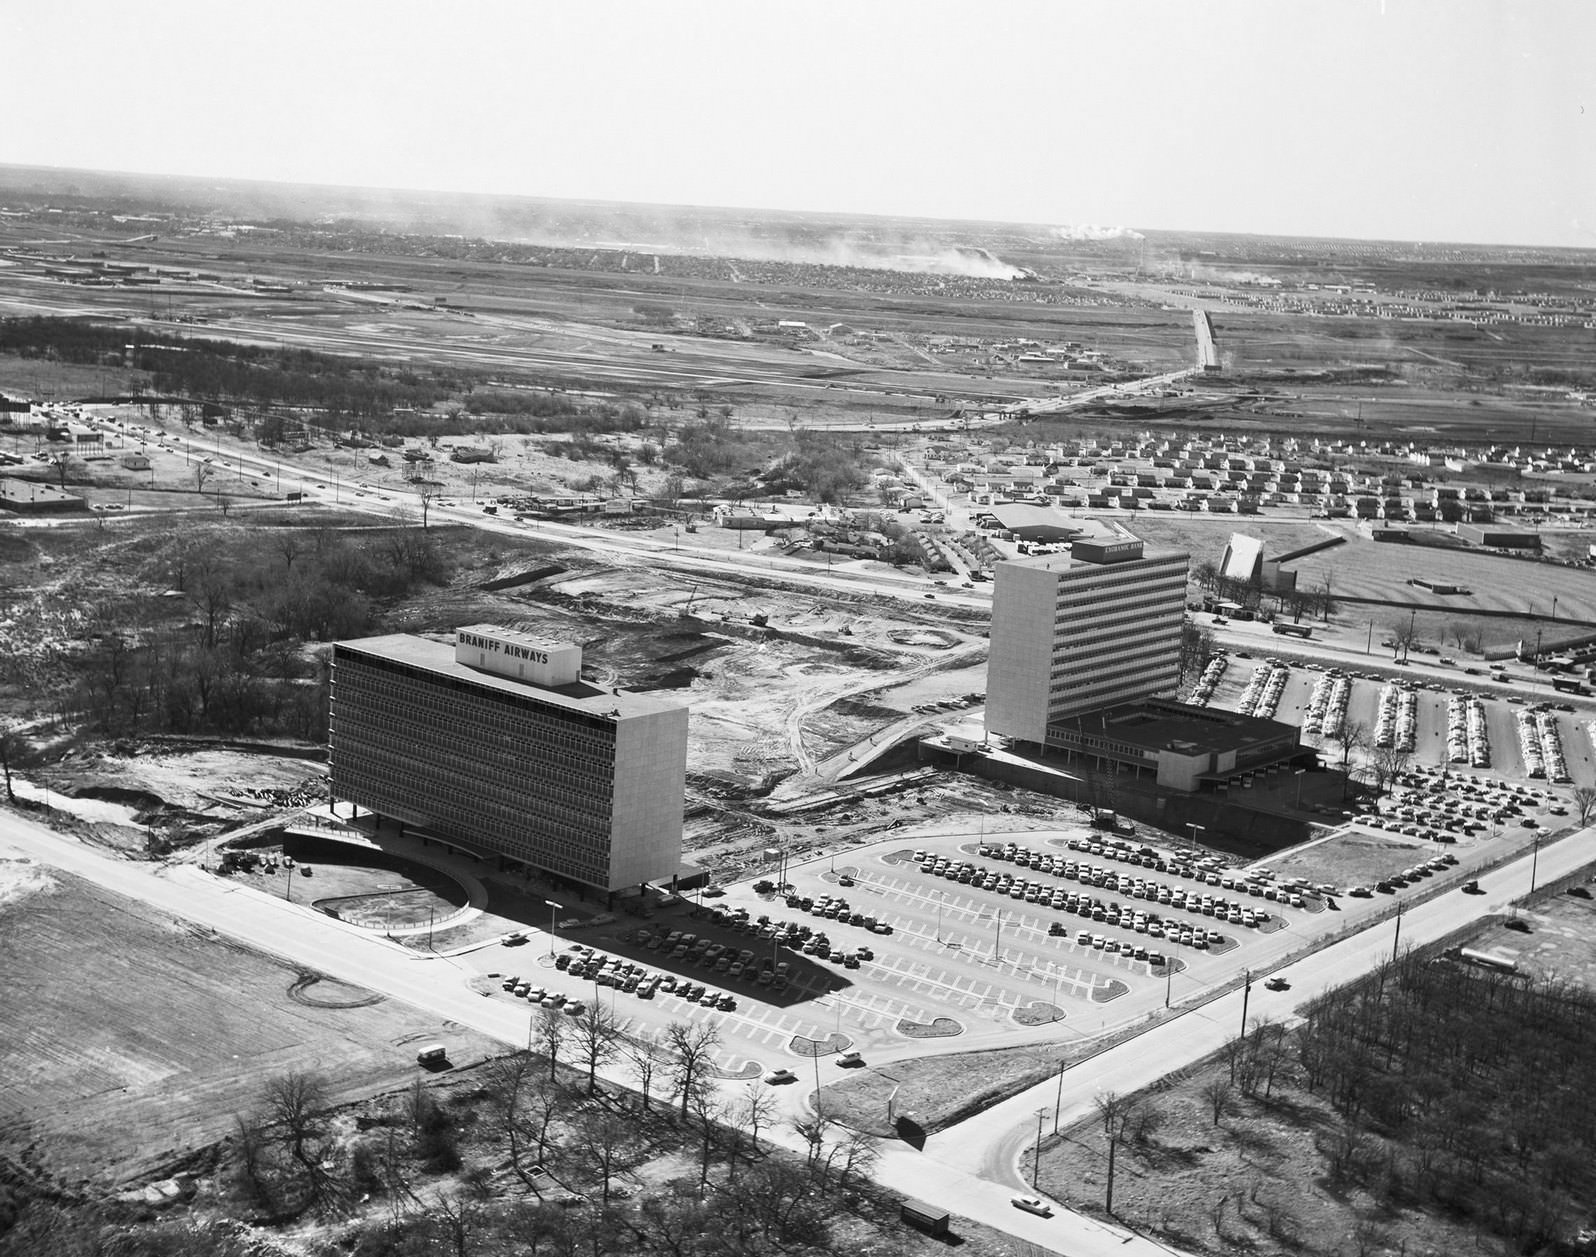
left=455, top=624, right=582, bottom=688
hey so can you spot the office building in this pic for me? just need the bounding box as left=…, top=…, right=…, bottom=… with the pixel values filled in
left=330, top=624, right=688, bottom=893
left=986, top=535, right=1190, bottom=746
left=984, top=535, right=1307, bottom=792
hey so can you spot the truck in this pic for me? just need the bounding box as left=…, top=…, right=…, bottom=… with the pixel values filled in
left=899, top=1198, right=950, bottom=1236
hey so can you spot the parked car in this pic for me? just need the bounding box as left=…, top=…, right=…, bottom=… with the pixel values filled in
left=764, top=1068, right=797, bottom=1085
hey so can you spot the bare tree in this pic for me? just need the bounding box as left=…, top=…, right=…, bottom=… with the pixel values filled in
left=1200, top=1077, right=1234, bottom=1126
left=575, top=1108, right=636, bottom=1204
left=664, top=1020, right=721, bottom=1119
left=816, top=1126, right=879, bottom=1191
left=1573, top=785, right=1596, bottom=826
left=195, top=461, right=214, bottom=493
left=429, top=1195, right=481, bottom=1257
left=1094, top=1091, right=1135, bottom=1215
left=47, top=449, right=79, bottom=488
left=416, top=484, right=436, bottom=530
left=570, top=1000, right=620, bottom=1095
left=187, top=556, right=233, bottom=649
left=261, top=1071, right=345, bottom=1211
left=0, top=722, right=23, bottom=804
left=484, top=1052, right=537, bottom=1185
left=1367, top=744, right=1413, bottom=805
left=534, top=1006, right=566, bottom=1083
left=624, top=1038, right=662, bottom=1112
left=739, top=1082, right=779, bottom=1154
left=1389, top=615, right=1421, bottom=663
left=275, top=531, right=303, bottom=574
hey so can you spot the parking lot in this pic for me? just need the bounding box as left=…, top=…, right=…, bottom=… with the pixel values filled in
left=1211, top=653, right=1596, bottom=788
left=456, top=816, right=1419, bottom=1075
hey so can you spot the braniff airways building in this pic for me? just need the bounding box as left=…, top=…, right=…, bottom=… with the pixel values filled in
left=329, top=625, right=688, bottom=893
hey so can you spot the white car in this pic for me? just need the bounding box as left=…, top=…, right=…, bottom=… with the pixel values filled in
left=1012, top=1196, right=1053, bottom=1218
left=764, top=1068, right=797, bottom=1085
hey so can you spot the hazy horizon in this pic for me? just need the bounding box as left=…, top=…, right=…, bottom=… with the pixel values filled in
left=4, top=1, right=1593, bottom=250
left=8, top=160, right=1594, bottom=259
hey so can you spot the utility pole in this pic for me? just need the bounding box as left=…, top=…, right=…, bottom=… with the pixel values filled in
left=1239, top=969, right=1252, bottom=1043
left=1033, top=1107, right=1047, bottom=1188
left=1392, top=901, right=1404, bottom=963
left=1053, top=1059, right=1067, bottom=1135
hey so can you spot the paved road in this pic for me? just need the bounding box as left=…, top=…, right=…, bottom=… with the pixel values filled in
left=4, top=802, right=1587, bottom=1254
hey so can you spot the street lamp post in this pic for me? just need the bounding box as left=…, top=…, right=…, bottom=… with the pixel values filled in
left=936, top=890, right=944, bottom=944
left=1164, top=960, right=1173, bottom=1008
left=545, top=899, right=563, bottom=959
left=1392, top=901, right=1404, bottom=963
left=1186, top=822, right=1205, bottom=849
left=284, top=863, right=295, bottom=902
left=1239, top=968, right=1252, bottom=1043
left=1530, top=831, right=1541, bottom=895
left=1294, top=768, right=1307, bottom=809
left=1033, top=1107, right=1047, bottom=1188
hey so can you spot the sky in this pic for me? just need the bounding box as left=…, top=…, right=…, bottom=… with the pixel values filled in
left=4, top=0, right=1593, bottom=248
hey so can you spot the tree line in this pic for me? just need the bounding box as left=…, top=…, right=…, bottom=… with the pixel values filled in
left=52, top=520, right=448, bottom=743
left=0, top=317, right=461, bottom=420
left=1296, top=953, right=1596, bottom=1250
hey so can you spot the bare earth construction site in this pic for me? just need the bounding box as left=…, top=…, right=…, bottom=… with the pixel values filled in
left=4, top=166, right=1596, bottom=1257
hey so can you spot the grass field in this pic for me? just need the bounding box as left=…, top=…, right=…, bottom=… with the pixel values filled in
left=0, top=861, right=497, bottom=1187
left=1262, top=827, right=1434, bottom=891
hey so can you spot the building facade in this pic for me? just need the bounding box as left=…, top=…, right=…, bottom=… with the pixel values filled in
left=986, top=536, right=1190, bottom=746
left=330, top=625, right=688, bottom=893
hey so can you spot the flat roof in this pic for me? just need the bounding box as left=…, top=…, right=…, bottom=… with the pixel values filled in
left=1004, top=543, right=1187, bottom=574
left=333, top=632, right=685, bottom=721
left=988, top=503, right=1084, bottom=534
left=1057, top=699, right=1297, bottom=758
left=457, top=622, right=575, bottom=653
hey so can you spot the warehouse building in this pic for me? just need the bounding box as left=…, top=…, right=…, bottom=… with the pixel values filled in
left=330, top=625, right=688, bottom=894
left=1457, top=524, right=1541, bottom=551
left=0, top=477, right=84, bottom=514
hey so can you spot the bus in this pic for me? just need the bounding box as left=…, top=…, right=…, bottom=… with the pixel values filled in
left=1272, top=622, right=1314, bottom=640
left=1552, top=677, right=1588, bottom=695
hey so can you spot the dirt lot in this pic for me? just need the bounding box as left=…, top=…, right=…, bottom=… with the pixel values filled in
left=0, top=859, right=498, bottom=1188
